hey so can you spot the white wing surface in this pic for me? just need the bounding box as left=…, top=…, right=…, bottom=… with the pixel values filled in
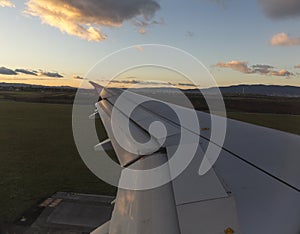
left=90, top=83, right=300, bottom=234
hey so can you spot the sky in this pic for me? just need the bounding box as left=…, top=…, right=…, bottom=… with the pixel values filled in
left=0, top=0, right=300, bottom=88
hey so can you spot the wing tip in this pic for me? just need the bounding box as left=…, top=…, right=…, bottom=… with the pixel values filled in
left=90, top=81, right=104, bottom=94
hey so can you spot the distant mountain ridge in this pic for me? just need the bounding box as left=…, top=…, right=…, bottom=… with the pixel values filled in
left=208, top=85, right=300, bottom=97
left=0, top=82, right=74, bottom=90
left=0, top=82, right=300, bottom=97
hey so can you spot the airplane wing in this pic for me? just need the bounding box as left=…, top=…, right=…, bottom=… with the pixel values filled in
left=90, top=83, right=300, bottom=234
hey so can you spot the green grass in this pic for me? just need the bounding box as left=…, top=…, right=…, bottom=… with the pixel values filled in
left=0, top=100, right=299, bottom=222
left=0, top=101, right=115, bottom=222
left=227, top=112, right=300, bottom=136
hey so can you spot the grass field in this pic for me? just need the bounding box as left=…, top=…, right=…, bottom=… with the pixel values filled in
left=227, top=112, right=300, bottom=136
left=0, top=101, right=115, bottom=222
left=0, top=100, right=299, bottom=222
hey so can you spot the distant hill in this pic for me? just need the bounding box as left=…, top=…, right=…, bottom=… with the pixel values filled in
left=1, top=82, right=300, bottom=97
left=0, top=82, right=75, bottom=91
left=212, top=85, right=300, bottom=97
left=129, top=84, right=300, bottom=97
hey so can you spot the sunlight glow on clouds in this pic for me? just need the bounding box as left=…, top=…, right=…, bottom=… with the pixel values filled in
left=0, top=0, right=15, bottom=8
left=270, top=33, right=300, bottom=46
left=215, top=61, right=294, bottom=77
left=215, top=61, right=253, bottom=74
left=24, top=0, right=161, bottom=42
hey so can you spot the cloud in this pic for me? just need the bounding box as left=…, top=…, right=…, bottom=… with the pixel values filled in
left=270, top=70, right=293, bottom=77
left=15, top=68, right=37, bottom=76
left=0, top=0, right=15, bottom=8
left=24, top=0, right=161, bottom=42
left=258, top=0, right=300, bottom=19
left=214, top=61, right=294, bottom=77
left=214, top=61, right=253, bottom=74
left=0, top=66, right=17, bottom=75
left=135, top=45, right=144, bottom=52
left=110, top=79, right=140, bottom=84
left=270, top=33, right=300, bottom=46
left=39, top=71, right=63, bottom=78
left=0, top=66, right=65, bottom=78
left=139, top=28, right=146, bottom=35
left=186, top=31, right=195, bottom=38
left=73, top=75, right=85, bottom=80
left=251, top=64, right=274, bottom=74
left=110, top=79, right=170, bottom=86
left=295, top=64, right=300, bottom=69
left=132, top=18, right=163, bottom=35
left=177, top=83, right=197, bottom=87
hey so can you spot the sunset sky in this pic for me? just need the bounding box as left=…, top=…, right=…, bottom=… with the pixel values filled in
left=0, top=0, right=300, bottom=88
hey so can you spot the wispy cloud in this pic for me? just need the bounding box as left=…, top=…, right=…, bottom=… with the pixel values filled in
left=270, top=32, right=300, bottom=46
left=0, top=65, right=66, bottom=78
left=0, top=67, right=17, bottom=75
left=177, top=82, right=197, bottom=87
left=186, top=31, right=195, bottom=38
left=251, top=64, right=274, bottom=74
left=132, top=18, right=164, bottom=35
left=109, top=79, right=199, bottom=88
left=38, top=71, right=63, bottom=78
left=73, top=75, right=85, bottom=80
left=0, top=0, right=15, bottom=8
left=258, top=0, right=300, bottom=19
left=109, top=79, right=172, bottom=86
left=214, top=61, right=294, bottom=77
left=135, top=45, right=144, bottom=52
left=15, top=68, right=37, bottom=76
left=24, top=0, right=161, bottom=42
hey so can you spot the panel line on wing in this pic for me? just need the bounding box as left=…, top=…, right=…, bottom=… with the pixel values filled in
left=200, top=135, right=300, bottom=193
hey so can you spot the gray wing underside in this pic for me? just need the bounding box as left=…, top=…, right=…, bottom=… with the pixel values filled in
left=91, top=85, right=300, bottom=234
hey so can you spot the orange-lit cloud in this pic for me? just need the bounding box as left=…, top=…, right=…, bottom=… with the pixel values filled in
left=215, top=61, right=253, bottom=74
left=135, top=45, right=144, bottom=52
left=24, top=0, right=160, bottom=42
left=270, top=33, right=300, bottom=46
left=0, top=0, right=15, bottom=8
left=139, top=28, right=146, bottom=35
left=295, top=64, right=300, bottom=69
left=214, top=61, right=294, bottom=77
left=270, top=70, right=293, bottom=77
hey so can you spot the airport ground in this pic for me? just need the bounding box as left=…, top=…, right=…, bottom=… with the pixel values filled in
left=0, top=90, right=299, bottom=222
